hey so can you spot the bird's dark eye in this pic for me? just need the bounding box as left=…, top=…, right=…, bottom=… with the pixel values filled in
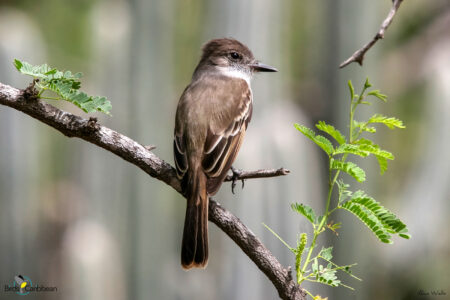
left=230, top=52, right=240, bottom=60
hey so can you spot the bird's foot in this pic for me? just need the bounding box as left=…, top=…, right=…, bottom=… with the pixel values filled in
left=230, top=166, right=245, bottom=194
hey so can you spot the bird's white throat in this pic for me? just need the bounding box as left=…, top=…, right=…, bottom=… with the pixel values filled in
left=217, top=67, right=252, bottom=85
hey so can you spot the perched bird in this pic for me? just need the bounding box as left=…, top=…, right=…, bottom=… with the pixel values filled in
left=174, top=38, right=277, bottom=269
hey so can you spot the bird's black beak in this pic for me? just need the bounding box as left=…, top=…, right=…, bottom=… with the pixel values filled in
left=249, top=62, right=278, bottom=72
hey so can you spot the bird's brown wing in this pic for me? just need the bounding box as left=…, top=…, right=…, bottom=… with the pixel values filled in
left=202, top=83, right=252, bottom=195
left=173, top=77, right=252, bottom=195
left=174, top=133, right=188, bottom=180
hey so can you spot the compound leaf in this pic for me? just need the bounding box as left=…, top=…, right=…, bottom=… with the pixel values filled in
left=331, top=159, right=366, bottom=182
left=368, top=114, right=405, bottom=129
left=291, top=203, right=316, bottom=225
left=367, top=90, right=387, bottom=102
left=355, top=138, right=394, bottom=173
left=14, top=59, right=111, bottom=115
left=314, top=266, right=340, bottom=287
left=319, top=247, right=333, bottom=261
left=376, top=156, right=388, bottom=175
left=353, top=120, right=376, bottom=134
left=334, top=144, right=369, bottom=157
left=341, top=192, right=410, bottom=243
left=316, top=121, right=346, bottom=145
left=295, top=124, right=334, bottom=155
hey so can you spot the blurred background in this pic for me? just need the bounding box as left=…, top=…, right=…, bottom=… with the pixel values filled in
left=0, top=0, right=449, bottom=299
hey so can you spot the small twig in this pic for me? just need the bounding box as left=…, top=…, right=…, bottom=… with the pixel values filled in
left=339, top=0, right=404, bottom=68
left=224, top=167, right=290, bottom=182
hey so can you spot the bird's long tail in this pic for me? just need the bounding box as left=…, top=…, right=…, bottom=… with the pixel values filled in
left=181, top=169, right=208, bottom=269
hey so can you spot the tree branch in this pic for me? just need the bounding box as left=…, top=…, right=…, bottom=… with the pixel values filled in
left=339, top=0, right=404, bottom=68
left=224, top=167, right=290, bottom=182
left=0, top=81, right=305, bottom=300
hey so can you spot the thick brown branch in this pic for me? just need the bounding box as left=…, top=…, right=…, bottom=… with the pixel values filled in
left=339, top=0, right=404, bottom=68
left=0, top=82, right=304, bottom=300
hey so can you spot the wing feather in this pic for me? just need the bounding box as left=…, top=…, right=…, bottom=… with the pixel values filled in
left=204, top=88, right=252, bottom=195
left=174, top=135, right=188, bottom=179
left=174, top=76, right=253, bottom=196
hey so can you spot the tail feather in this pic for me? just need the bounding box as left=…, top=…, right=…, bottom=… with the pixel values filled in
left=181, top=170, right=209, bottom=269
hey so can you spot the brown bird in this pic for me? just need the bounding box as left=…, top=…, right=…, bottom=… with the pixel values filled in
left=174, top=38, right=277, bottom=269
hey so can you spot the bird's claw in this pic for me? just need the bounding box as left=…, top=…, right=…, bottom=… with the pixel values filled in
left=230, top=166, right=245, bottom=194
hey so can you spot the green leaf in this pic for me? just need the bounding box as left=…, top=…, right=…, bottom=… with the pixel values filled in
left=348, top=80, right=355, bottom=99
left=14, top=60, right=52, bottom=78
left=398, top=228, right=411, bottom=239
left=367, top=90, right=387, bottom=102
left=14, top=59, right=111, bottom=115
left=13, top=59, right=23, bottom=71
left=334, top=144, right=369, bottom=157
left=353, top=120, right=376, bottom=133
left=340, top=192, right=410, bottom=243
left=331, top=159, right=366, bottom=182
left=364, top=77, right=372, bottom=89
left=316, top=121, right=346, bottom=145
left=354, top=139, right=394, bottom=159
left=337, top=180, right=352, bottom=204
left=312, top=258, right=318, bottom=273
left=44, top=68, right=57, bottom=76
left=294, top=124, right=334, bottom=155
left=368, top=114, right=405, bottom=129
left=291, top=203, right=316, bottom=225
left=341, top=201, right=392, bottom=243
left=314, top=266, right=340, bottom=287
left=319, top=247, right=333, bottom=260
left=355, top=138, right=394, bottom=173
left=376, top=156, right=388, bottom=175
left=48, top=81, right=111, bottom=114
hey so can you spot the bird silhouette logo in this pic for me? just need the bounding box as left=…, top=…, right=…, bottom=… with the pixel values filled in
left=14, top=275, right=32, bottom=295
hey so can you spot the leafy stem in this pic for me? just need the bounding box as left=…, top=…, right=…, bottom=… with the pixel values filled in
left=301, top=165, right=336, bottom=274
left=267, top=78, right=409, bottom=299
left=40, top=96, right=63, bottom=101
left=14, top=59, right=112, bottom=115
